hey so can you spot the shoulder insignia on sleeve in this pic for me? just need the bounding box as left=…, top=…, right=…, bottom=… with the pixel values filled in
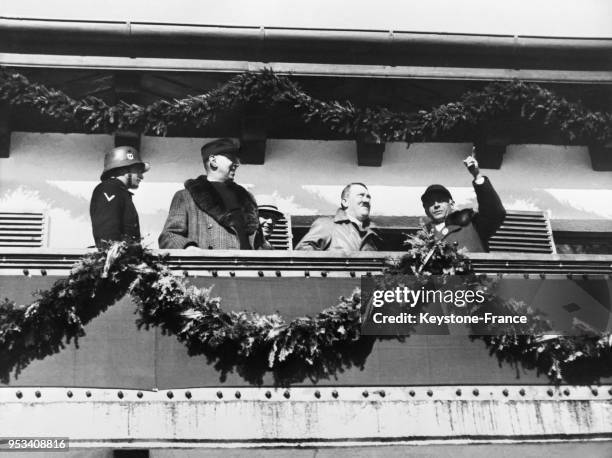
left=103, top=192, right=116, bottom=202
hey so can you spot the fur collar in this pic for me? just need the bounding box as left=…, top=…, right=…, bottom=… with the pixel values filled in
left=184, top=175, right=259, bottom=233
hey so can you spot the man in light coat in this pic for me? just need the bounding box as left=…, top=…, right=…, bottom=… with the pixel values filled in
left=158, top=138, right=267, bottom=250
left=295, top=182, right=379, bottom=251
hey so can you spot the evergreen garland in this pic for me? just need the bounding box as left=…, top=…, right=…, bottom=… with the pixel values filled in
left=1, top=68, right=610, bottom=143
left=0, top=237, right=610, bottom=385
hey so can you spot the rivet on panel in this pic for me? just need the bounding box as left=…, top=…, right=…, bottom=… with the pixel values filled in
left=136, top=391, right=143, bottom=399
left=167, top=391, right=174, bottom=399
left=427, top=390, right=433, bottom=397
left=67, top=391, right=73, bottom=398
left=235, top=391, right=241, bottom=399
left=362, top=390, right=369, bottom=398
left=185, top=391, right=192, bottom=399
left=35, top=390, right=41, bottom=398
left=265, top=391, right=272, bottom=399
left=331, top=390, right=339, bottom=398
left=314, top=390, right=321, bottom=399
left=284, top=390, right=290, bottom=399
left=117, top=391, right=123, bottom=399
left=216, top=391, right=223, bottom=399
left=456, top=389, right=462, bottom=396
left=473, top=389, right=479, bottom=396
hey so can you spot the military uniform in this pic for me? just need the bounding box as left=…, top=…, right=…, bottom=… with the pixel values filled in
left=90, top=178, right=141, bottom=247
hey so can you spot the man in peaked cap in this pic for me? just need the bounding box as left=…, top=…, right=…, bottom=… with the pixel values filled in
left=90, top=146, right=151, bottom=248
left=159, top=138, right=267, bottom=250
left=420, top=154, right=506, bottom=252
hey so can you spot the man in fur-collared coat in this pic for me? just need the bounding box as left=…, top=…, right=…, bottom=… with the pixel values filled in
left=158, top=138, right=268, bottom=250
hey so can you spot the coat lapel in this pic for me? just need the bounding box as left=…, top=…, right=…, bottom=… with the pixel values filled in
left=184, top=175, right=259, bottom=234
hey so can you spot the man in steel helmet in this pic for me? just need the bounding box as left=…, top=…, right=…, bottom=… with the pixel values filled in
left=90, top=146, right=151, bottom=248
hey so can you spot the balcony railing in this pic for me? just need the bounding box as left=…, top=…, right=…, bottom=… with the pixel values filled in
left=1, top=248, right=611, bottom=276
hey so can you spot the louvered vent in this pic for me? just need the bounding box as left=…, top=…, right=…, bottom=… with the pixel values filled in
left=489, top=210, right=555, bottom=254
left=0, top=212, right=48, bottom=248
left=267, top=214, right=292, bottom=250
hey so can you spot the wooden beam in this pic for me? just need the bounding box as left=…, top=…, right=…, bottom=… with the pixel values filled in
left=114, top=130, right=141, bottom=150
left=0, top=102, right=11, bottom=158
left=588, top=142, right=612, bottom=171
left=239, top=114, right=267, bottom=164
left=473, top=127, right=508, bottom=169
left=2, top=53, right=612, bottom=83
left=356, top=140, right=385, bottom=166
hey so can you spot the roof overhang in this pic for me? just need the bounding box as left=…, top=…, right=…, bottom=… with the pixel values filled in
left=1, top=17, right=612, bottom=82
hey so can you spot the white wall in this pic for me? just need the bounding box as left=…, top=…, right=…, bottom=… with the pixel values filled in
left=1, top=132, right=610, bottom=248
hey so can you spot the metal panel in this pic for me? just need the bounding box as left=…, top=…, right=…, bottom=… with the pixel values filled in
left=3, top=275, right=611, bottom=389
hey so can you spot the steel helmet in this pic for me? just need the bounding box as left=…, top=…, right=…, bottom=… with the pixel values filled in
left=101, top=146, right=151, bottom=180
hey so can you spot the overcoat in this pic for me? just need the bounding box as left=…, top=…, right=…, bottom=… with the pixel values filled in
left=158, top=175, right=264, bottom=250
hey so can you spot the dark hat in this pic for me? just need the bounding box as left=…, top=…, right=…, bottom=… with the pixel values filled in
left=201, top=138, right=240, bottom=162
left=421, top=184, right=453, bottom=204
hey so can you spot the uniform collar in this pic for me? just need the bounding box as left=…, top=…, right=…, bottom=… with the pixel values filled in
left=109, top=178, right=133, bottom=195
